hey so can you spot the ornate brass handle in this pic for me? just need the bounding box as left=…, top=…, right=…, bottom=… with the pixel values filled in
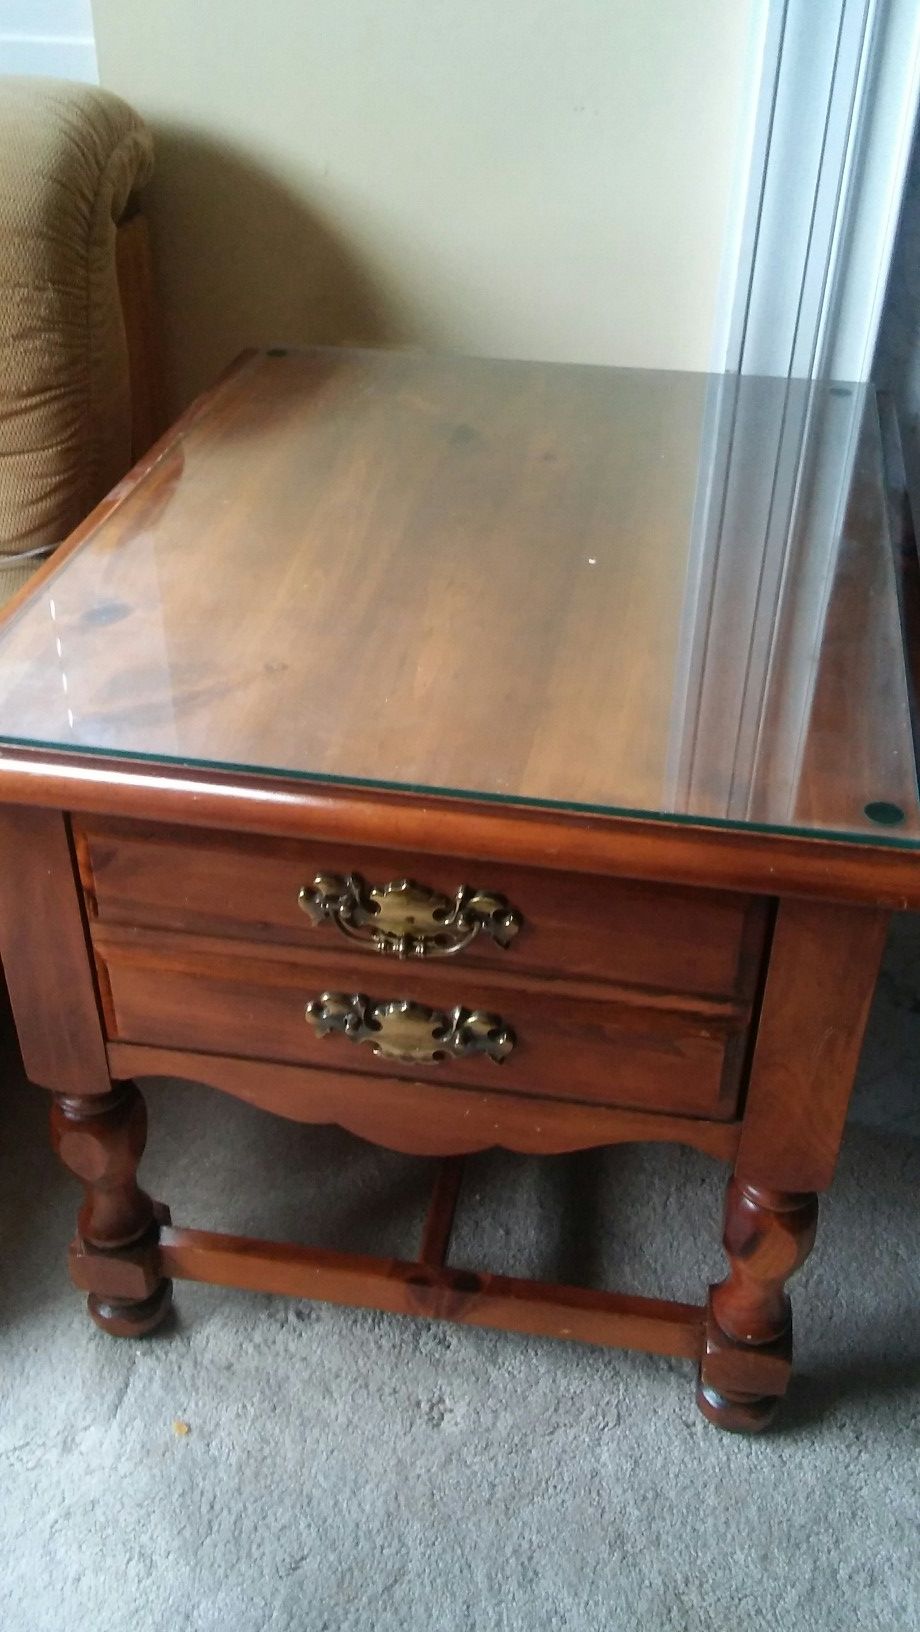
left=305, top=992, right=516, bottom=1065
left=298, top=873, right=522, bottom=960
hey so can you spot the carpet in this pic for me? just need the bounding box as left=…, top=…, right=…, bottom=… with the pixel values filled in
left=1, top=918, right=919, bottom=1632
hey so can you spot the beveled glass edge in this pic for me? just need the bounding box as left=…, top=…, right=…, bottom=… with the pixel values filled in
left=2, top=734, right=920, bottom=852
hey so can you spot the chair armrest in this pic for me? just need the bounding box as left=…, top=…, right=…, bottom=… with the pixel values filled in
left=0, top=76, right=153, bottom=604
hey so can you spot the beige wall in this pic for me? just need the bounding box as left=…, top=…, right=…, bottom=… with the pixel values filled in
left=93, top=0, right=753, bottom=415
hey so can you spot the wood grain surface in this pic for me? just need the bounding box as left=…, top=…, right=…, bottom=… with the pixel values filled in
left=95, top=927, right=747, bottom=1118
left=0, top=807, right=110, bottom=1095
left=0, top=748, right=918, bottom=905
left=157, top=1226, right=705, bottom=1360
left=77, top=816, right=765, bottom=1000
left=0, top=349, right=914, bottom=850
left=735, top=900, right=890, bottom=1192
left=107, top=1043, right=742, bottom=1160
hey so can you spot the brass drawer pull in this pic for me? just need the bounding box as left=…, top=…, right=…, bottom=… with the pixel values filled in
left=298, top=873, right=522, bottom=960
left=305, top=992, right=516, bottom=1065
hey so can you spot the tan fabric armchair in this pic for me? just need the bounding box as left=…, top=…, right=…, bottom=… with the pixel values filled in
left=0, top=76, right=156, bottom=606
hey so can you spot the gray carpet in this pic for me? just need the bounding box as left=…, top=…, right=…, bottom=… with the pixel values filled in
left=2, top=917, right=920, bottom=1632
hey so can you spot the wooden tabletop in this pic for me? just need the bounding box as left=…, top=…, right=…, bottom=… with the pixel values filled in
left=0, top=346, right=916, bottom=848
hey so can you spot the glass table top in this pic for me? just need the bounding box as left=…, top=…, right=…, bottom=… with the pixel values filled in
left=0, top=346, right=917, bottom=847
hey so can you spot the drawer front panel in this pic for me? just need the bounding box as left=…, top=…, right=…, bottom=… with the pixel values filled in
left=78, top=819, right=766, bottom=1002
left=96, top=936, right=745, bottom=1119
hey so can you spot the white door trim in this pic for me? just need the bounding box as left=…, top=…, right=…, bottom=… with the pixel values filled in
left=713, top=0, right=920, bottom=383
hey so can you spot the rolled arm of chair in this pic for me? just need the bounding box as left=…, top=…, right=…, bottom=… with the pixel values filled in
left=0, top=76, right=153, bottom=606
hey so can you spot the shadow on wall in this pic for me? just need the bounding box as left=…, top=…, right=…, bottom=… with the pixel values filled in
left=144, top=126, right=413, bottom=417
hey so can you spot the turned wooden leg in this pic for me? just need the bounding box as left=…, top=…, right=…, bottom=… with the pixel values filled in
left=697, top=1178, right=818, bottom=1432
left=51, top=1083, right=172, bottom=1336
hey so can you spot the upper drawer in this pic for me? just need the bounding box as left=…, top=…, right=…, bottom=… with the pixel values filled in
left=75, top=819, right=766, bottom=1001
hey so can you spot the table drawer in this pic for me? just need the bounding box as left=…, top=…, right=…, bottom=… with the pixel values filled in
left=77, top=819, right=766, bottom=1002
left=94, top=932, right=746, bottom=1119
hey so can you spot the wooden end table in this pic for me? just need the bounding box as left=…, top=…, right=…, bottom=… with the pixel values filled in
left=0, top=349, right=916, bottom=1432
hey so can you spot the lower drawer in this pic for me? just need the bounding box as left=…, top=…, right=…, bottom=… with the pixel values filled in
left=96, top=935, right=746, bottom=1119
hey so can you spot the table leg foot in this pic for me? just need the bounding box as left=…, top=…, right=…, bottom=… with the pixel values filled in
left=695, top=1375, right=778, bottom=1433
left=696, top=1177, right=817, bottom=1431
left=53, top=1084, right=174, bottom=1333
left=88, top=1278, right=173, bottom=1338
